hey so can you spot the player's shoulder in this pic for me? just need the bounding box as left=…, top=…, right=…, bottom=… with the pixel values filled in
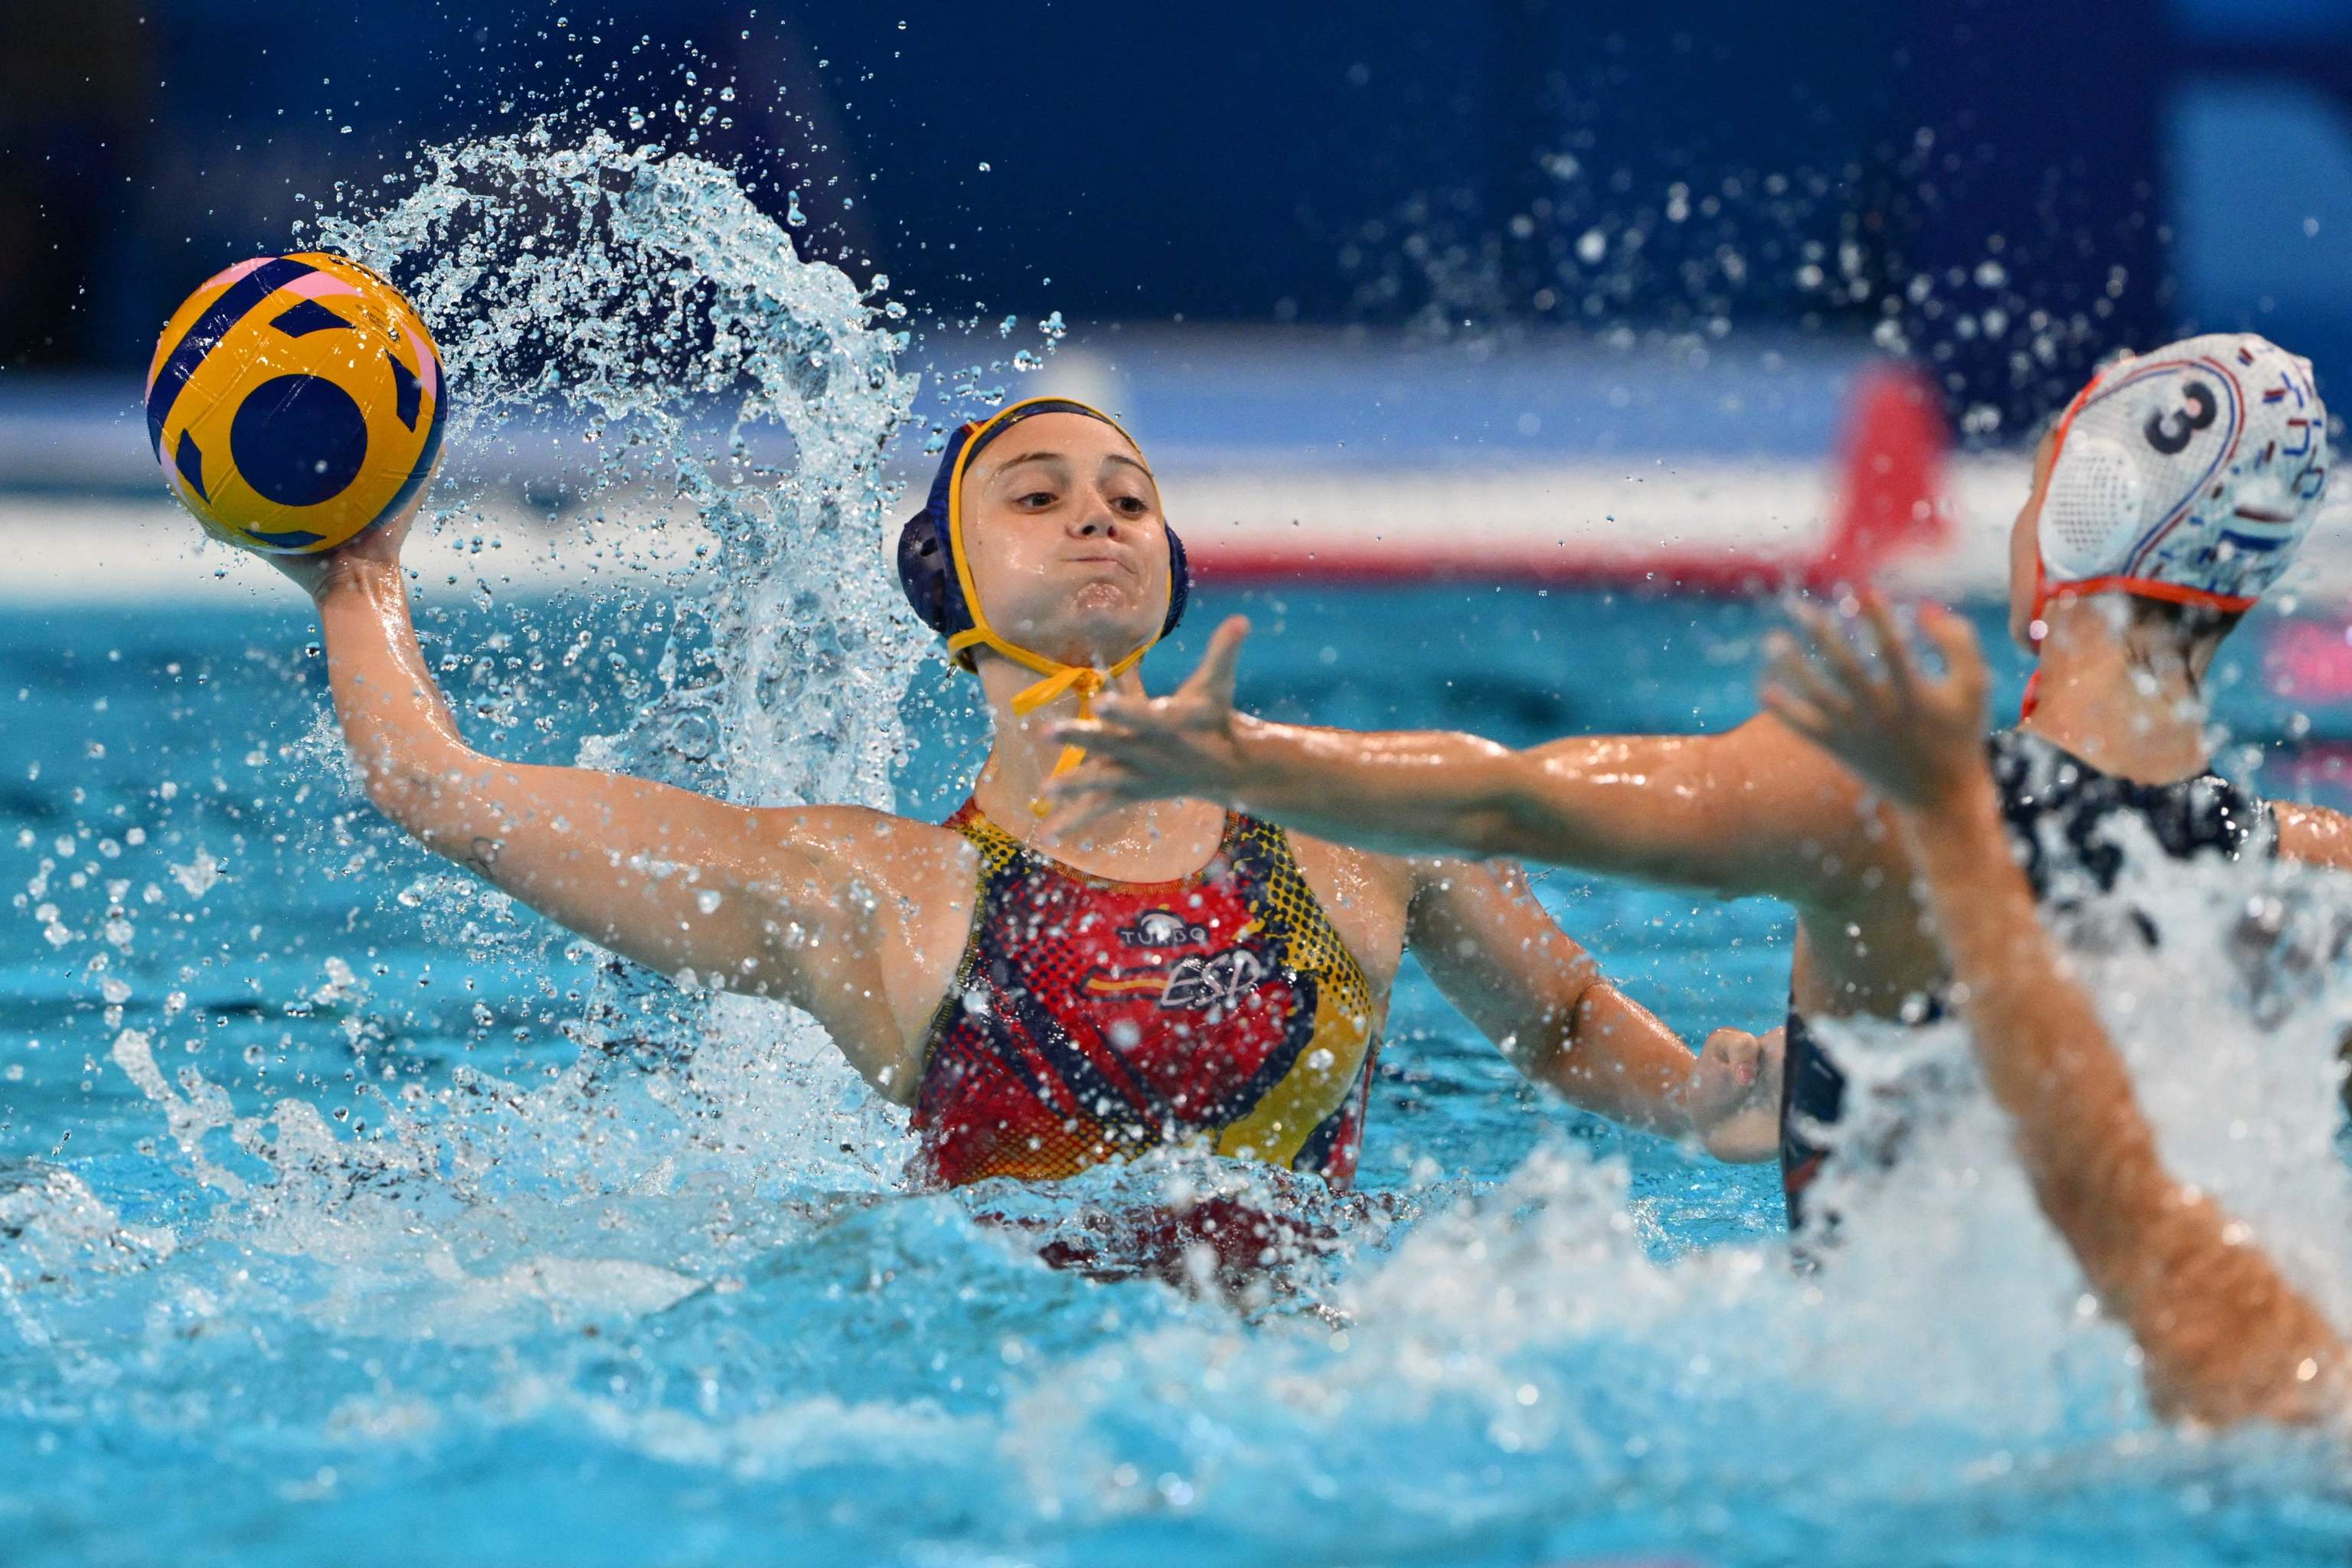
left=1282, top=828, right=1420, bottom=912
left=746, top=802, right=975, bottom=883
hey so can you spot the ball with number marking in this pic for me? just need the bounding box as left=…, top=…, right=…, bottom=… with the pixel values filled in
left=145, top=253, right=446, bottom=555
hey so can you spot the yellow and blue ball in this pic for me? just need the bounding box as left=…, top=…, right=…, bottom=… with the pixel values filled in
left=146, top=252, right=446, bottom=554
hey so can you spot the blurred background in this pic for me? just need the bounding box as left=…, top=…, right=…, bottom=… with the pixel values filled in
left=5, top=0, right=2352, bottom=596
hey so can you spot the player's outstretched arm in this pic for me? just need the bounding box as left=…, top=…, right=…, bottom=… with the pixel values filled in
left=1768, top=594, right=2350, bottom=1428
left=1405, top=858, right=1783, bottom=1159
left=279, top=509, right=949, bottom=1095
left=1046, top=616, right=1877, bottom=906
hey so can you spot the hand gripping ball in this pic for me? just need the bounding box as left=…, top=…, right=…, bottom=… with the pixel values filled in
left=145, top=253, right=446, bottom=554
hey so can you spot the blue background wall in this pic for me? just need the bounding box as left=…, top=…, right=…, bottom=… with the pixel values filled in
left=5, top=0, right=2352, bottom=433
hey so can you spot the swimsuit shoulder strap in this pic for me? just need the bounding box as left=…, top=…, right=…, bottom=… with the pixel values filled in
left=1224, top=811, right=1371, bottom=994
left=943, top=797, right=1028, bottom=880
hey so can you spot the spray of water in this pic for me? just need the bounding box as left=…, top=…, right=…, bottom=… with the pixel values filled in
left=322, top=126, right=928, bottom=1181
left=33, top=129, right=933, bottom=1314
left=12, top=127, right=2352, bottom=1568
left=972, top=854, right=2352, bottom=1557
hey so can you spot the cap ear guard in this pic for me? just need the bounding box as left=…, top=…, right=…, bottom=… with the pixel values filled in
left=1162, top=525, right=1192, bottom=638
left=896, top=506, right=969, bottom=638
left=897, top=505, right=1192, bottom=644
left=2040, top=431, right=2149, bottom=580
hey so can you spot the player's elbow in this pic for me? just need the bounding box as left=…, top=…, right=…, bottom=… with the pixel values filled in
left=352, top=744, right=483, bottom=847
left=351, top=748, right=427, bottom=822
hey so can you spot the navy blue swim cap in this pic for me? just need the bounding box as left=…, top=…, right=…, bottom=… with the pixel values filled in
left=896, top=398, right=1191, bottom=660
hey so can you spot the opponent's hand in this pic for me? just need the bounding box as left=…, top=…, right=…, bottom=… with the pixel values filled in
left=266, top=485, right=431, bottom=602
left=1042, top=616, right=1255, bottom=837
left=1684, top=1024, right=1784, bottom=1163
left=1759, top=593, right=1991, bottom=812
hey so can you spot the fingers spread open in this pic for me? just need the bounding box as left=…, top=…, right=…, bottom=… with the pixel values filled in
left=1088, top=691, right=1140, bottom=723
left=1038, top=781, right=1127, bottom=841
left=1919, top=603, right=1988, bottom=698
left=1047, top=717, right=1118, bottom=748
left=1042, top=757, right=1119, bottom=797
left=1859, top=592, right=1918, bottom=696
left=1794, top=600, right=1878, bottom=706
left=1759, top=682, right=1835, bottom=745
left=1191, top=615, right=1252, bottom=702
left=1764, top=629, right=1851, bottom=720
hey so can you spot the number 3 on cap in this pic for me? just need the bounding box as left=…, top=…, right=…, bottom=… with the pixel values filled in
left=2145, top=381, right=2218, bottom=456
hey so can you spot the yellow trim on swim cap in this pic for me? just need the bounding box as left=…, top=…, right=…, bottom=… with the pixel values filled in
left=942, top=395, right=1174, bottom=805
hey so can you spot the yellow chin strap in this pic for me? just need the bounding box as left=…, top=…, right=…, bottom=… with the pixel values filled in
left=939, top=396, right=1172, bottom=805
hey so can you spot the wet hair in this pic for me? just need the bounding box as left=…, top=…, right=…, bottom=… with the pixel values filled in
left=2124, top=596, right=2244, bottom=687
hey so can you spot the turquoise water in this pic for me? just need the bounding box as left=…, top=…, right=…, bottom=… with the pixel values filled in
left=8, top=583, right=2352, bottom=1566
left=12, top=119, right=2352, bottom=1568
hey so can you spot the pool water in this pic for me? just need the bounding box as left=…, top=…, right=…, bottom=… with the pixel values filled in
left=6, top=583, right=2352, bottom=1567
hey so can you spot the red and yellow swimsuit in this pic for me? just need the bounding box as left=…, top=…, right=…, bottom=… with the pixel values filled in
left=910, top=802, right=1383, bottom=1190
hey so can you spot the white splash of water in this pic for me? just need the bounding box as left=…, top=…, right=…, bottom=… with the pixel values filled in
left=989, top=838, right=2352, bottom=1537
left=315, top=127, right=927, bottom=1194
left=66, top=129, right=933, bottom=1308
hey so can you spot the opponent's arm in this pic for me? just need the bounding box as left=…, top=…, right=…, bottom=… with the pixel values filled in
left=1404, top=858, right=1783, bottom=1159
left=1912, top=767, right=2346, bottom=1425
left=1769, top=595, right=2349, bottom=1428
left=1049, top=616, right=1883, bottom=904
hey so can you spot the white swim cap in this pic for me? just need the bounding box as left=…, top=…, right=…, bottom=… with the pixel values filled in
left=2037, top=332, right=2329, bottom=614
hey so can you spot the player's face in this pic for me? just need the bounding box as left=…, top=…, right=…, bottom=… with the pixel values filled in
left=2007, top=426, right=2062, bottom=650
left=959, top=413, right=1171, bottom=666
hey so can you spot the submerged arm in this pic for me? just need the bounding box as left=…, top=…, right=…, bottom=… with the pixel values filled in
left=1406, top=858, right=1782, bottom=1158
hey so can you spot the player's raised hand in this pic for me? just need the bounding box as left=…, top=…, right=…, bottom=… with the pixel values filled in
left=1044, top=615, right=1253, bottom=837
left=268, top=482, right=434, bottom=601
left=1759, top=593, right=1991, bottom=811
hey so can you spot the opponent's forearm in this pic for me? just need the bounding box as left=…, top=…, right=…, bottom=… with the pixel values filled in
left=1226, top=719, right=1759, bottom=889
left=1214, top=718, right=1528, bottom=858
left=1905, top=782, right=2347, bottom=1424
left=1903, top=783, right=2177, bottom=1242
